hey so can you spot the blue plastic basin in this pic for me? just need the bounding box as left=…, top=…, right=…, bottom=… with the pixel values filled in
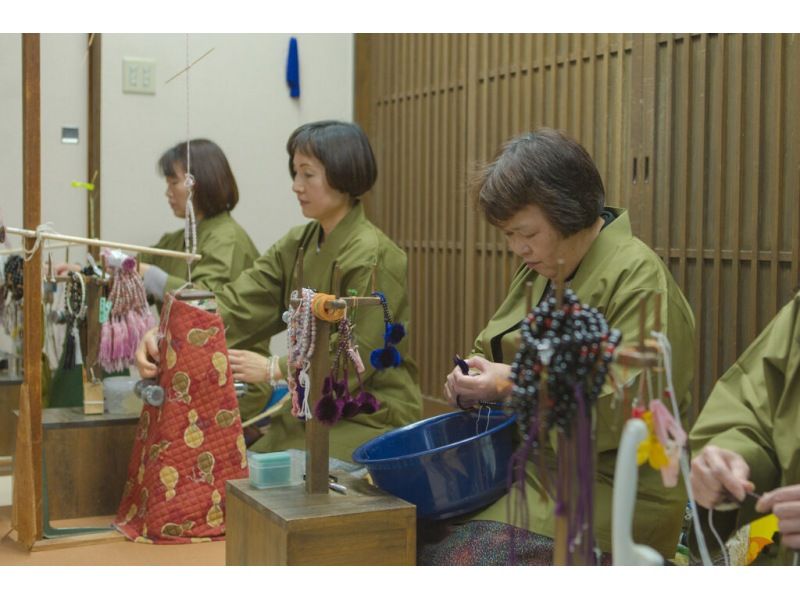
left=352, top=410, right=517, bottom=520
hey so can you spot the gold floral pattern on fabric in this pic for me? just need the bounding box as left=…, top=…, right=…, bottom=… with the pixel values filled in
left=165, top=331, right=177, bottom=369
left=206, top=489, right=223, bottom=528
left=184, top=409, right=204, bottom=448
left=214, top=408, right=239, bottom=428
left=134, top=536, right=154, bottom=544
left=138, top=411, right=150, bottom=441
left=137, top=449, right=147, bottom=484
left=122, top=479, right=133, bottom=500
left=159, top=465, right=179, bottom=501
left=121, top=503, right=138, bottom=525
left=161, top=521, right=195, bottom=538
left=236, top=433, right=247, bottom=468
left=172, top=371, right=192, bottom=404
left=148, top=440, right=171, bottom=463
left=211, top=352, right=228, bottom=386
left=187, top=326, right=219, bottom=347
left=113, top=295, right=249, bottom=545
left=197, top=451, right=215, bottom=484
left=139, top=488, right=149, bottom=519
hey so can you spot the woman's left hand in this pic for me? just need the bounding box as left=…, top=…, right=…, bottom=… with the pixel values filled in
left=756, top=484, right=800, bottom=550
left=228, top=349, right=269, bottom=384
left=443, top=355, right=512, bottom=409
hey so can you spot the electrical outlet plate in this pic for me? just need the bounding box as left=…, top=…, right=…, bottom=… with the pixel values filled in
left=122, top=58, right=156, bottom=95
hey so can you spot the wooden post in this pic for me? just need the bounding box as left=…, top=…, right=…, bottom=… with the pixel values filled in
left=302, top=265, right=340, bottom=495
left=87, top=33, right=101, bottom=248
left=14, top=33, right=43, bottom=548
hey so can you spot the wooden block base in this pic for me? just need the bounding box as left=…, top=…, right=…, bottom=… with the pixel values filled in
left=226, top=474, right=416, bottom=565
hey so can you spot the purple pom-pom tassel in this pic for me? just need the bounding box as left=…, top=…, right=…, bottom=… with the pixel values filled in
left=314, top=392, right=342, bottom=425
left=356, top=391, right=380, bottom=414
left=341, top=397, right=361, bottom=418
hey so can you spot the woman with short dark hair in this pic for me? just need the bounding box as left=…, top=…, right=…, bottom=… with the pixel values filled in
left=429, top=128, right=696, bottom=565
left=137, top=121, right=422, bottom=462
left=139, top=139, right=259, bottom=300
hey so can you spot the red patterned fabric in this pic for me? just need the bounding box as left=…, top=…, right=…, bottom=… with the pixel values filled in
left=114, top=294, right=248, bottom=544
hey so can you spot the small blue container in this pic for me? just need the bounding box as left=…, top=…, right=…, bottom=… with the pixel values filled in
left=352, top=410, right=517, bottom=520
left=247, top=450, right=293, bottom=489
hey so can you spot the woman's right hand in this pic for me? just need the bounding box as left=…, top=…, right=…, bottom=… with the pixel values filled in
left=690, top=445, right=755, bottom=508
left=135, top=327, right=160, bottom=378
left=443, top=355, right=512, bottom=409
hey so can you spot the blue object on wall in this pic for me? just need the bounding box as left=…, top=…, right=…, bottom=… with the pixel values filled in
left=286, top=37, right=300, bottom=98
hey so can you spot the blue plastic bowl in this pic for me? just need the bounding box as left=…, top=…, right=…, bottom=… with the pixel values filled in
left=352, top=410, right=517, bottom=520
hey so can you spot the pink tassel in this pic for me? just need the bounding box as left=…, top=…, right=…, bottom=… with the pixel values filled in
left=99, top=321, right=113, bottom=370
left=125, top=310, right=146, bottom=357
left=112, top=315, right=128, bottom=364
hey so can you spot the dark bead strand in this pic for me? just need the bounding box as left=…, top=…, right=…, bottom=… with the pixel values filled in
left=509, top=288, right=622, bottom=441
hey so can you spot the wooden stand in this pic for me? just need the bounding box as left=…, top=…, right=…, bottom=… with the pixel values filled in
left=225, top=474, right=416, bottom=565
left=225, top=260, right=416, bottom=565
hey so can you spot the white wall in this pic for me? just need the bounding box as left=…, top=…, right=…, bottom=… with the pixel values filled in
left=1, top=34, right=89, bottom=258
left=1, top=33, right=89, bottom=354
left=100, top=33, right=354, bottom=255
left=0, top=33, right=354, bottom=355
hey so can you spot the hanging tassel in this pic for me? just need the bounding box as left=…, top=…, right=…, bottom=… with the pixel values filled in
left=63, top=323, right=76, bottom=370
left=370, top=345, right=401, bottom=370
left=73, top=325, right=83, bottom=366
left=111, top=315, right=128, bottom=371
left=384, top=322, right=406, bottom=345
left=314, top=375, right=342, bottom=425
left=98, top=321, right=113, bottom=370
left=355, top=391, right=380, bottom=415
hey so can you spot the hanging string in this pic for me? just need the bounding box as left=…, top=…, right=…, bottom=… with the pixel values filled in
left=707, top=508, right=731, bottom=566
left=22, top=222, right=56, bottom=262
left=183, top=33, right=196, bottom=285
left=651, top=330, right=714, bottom=566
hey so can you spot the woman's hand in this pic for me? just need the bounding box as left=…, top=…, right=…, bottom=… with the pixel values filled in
left=756, top=485, right=800, bottom=550
left=135, top=327, right=160, bottom=379
left=689, top=445, right=755, bottom=508
left=228, top=349, right=269, bottom=384
left=443, top=355, right=512, bottom=409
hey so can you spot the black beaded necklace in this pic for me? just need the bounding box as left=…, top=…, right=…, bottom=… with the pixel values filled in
left=508, top=287, right=621, bottom=565
left=510, top=288, right=621, bottom=439
left=3, top=255, right=24, bottom=302
left=61, top=271, right=87, bottom=370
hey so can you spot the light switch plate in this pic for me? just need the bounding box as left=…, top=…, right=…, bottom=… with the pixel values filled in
left=122, top=58, right=156, bottom=95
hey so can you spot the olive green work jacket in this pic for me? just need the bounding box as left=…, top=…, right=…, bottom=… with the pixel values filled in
left=215, top=202, right=422, bottom=462
left=139, top=211, right=260, bottom=297
left=690, top=292, right=800, bottom=565
left=468, top=207, right=696, bottom=559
